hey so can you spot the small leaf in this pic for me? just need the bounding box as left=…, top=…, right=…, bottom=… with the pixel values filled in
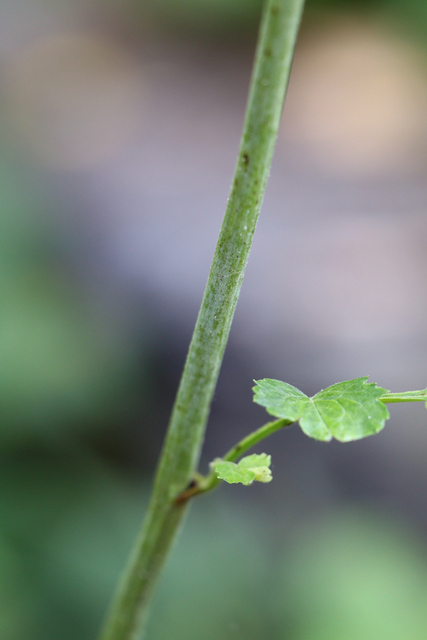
left=237, top=453, right=271, bottom=469
left=253, top=377, right=390, bottom=442
left=211, top=454, right=272, bottom=486
left=212, top=460, right=256, bottom=485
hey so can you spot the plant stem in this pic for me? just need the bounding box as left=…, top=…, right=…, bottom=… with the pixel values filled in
left=380, top=390, right=427, bottom=403
left=222, top=417, right=293, bottom=463
left=98, top=1, right=305, bottom=638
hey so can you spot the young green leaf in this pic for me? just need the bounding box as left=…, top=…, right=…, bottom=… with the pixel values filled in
left=253, top=377, right=390, bottom=442
left=211, top=454, right=272, bottom=486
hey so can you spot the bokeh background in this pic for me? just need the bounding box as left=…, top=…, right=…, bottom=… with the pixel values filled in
left=2, top=0, right=427, bottom=638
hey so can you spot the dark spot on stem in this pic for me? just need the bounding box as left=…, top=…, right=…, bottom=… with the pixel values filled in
left=174, top=478, right=198, bottom=504
left=264, top=47, right=272, bottom=57
left=271, top=6, right=279, bottom=15
left=242, top=152, right=249, bottom=166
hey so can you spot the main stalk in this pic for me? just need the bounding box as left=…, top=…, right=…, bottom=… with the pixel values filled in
left=98, top=1, right=305, bottom=638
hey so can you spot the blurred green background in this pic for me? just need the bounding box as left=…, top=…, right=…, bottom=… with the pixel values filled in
left=1, top=0, right=427, bottom=638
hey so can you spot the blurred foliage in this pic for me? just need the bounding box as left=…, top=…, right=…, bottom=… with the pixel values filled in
left=145, top=0, right=263, bottom=39
left=0, top=444, right=145, bottom=640
left=0, top=162, right=138, bottom=442
left=276, top=510, right=427, bottom=640
left=98, top=0, right=263, bottom=40
left=0, top=157, right=145, bottom=637
left=148, top=504, right=427, bottom=640
left=94, top=0, right=427, bottom=46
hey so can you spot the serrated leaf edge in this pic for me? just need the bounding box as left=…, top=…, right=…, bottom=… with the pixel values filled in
left=253, top=376, right=391, bottom=443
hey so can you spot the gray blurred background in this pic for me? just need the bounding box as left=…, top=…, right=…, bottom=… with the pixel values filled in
left=2, top=0, right=427, bottom=638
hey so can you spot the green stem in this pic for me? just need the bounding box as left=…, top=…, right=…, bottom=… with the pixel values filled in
left=98, top=1, right=305, bottom=638
left=380, top=390, right=427, bottom=403
left=222, top=417, right=293, bottom=462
